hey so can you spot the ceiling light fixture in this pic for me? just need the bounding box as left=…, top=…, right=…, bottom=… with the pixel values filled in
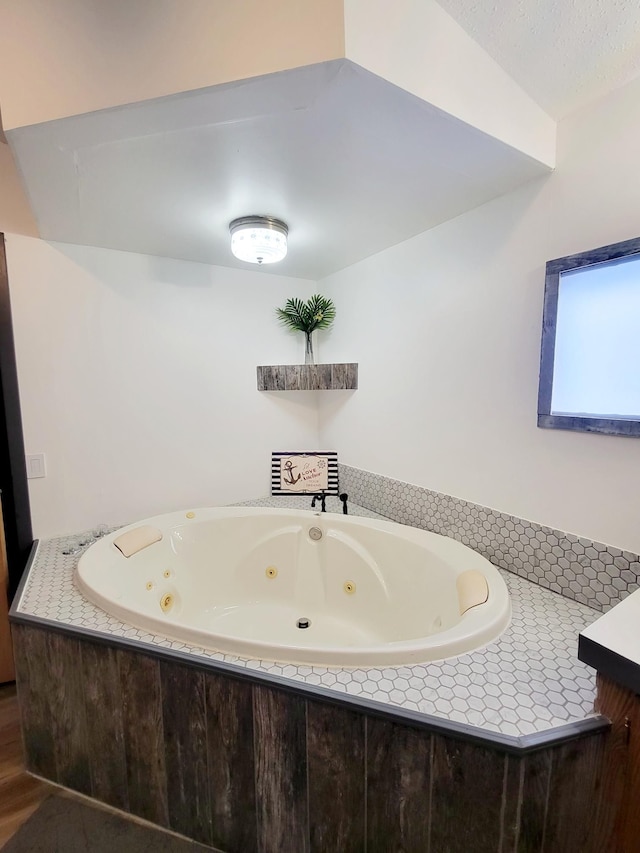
left=229, top=216, right=288, bottom=265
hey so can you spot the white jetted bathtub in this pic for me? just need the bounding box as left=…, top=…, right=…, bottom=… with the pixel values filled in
left=76, top=507, right=511, bottom=666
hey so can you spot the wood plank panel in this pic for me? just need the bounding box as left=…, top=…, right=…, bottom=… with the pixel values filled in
left=81, top=642, right=128, bottom=810
left=544, top=734, right=606, bottom=853
left=253, top=684, right=308, bottom=853
left=11, top=624, right=57, bottom=780
left=430, top=734, right=506, bottom=853
left=46, top=631, right=91, bottom=795
left=118, top=649, right=168, bottom=827
left=366, top=716, right=431, bottom=853
left=284, top=365, right=309, bottom=391
left=307, top=700, right=365, bottom=853
left=160, top=661, right=211, bottom=845
left=205, top=673, right=257, bottom=853
left=308, top=364, right=332, bottom=390
left=500, top=755, right=523, bottom=853
left=517, top=750, right=551, bottom=853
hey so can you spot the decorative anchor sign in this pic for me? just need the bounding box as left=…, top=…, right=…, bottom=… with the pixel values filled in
left=271, top=451, right=339, bottom=496
left=282, top=459, right=302, bottom=487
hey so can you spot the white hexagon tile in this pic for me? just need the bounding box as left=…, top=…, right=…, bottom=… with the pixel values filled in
left=15, top=493, right=602, bottom=740
left=339, top=464, right=640, bottom=611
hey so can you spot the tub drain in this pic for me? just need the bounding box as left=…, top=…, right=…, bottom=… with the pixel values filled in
left=296, top=617, right=311, bottom=629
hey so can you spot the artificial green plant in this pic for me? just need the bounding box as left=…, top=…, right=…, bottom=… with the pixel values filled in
left=275, top=294, right=336, bottom=364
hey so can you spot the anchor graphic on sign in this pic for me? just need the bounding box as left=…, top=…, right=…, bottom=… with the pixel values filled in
left=282, top=459, right=301, bottom=486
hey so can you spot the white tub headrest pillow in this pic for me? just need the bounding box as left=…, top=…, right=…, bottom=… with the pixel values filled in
left=113, top=525, right=163, bottom=557
left=456, top=570, right=489, bottom=615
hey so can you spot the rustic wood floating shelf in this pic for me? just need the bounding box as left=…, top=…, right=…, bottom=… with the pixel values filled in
left=257, top=363, right=358, bottom=391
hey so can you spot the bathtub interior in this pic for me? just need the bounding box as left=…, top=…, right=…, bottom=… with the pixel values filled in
left=169, top=515, right=468, bottom=639
left=77, top=508, right=510, bottom=662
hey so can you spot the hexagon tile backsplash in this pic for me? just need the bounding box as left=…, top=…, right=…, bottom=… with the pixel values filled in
left=339, top=464, right=640, bottom=612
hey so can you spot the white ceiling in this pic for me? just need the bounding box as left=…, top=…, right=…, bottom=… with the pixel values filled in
left=8, top=2, right=640, bottom=278
left=437, top=0, right=640, bottom=119
left=9, top=60, right=548, bottom=280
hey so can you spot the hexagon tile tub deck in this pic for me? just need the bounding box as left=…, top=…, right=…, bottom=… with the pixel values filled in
left=13, top=499, right=601, bottom=739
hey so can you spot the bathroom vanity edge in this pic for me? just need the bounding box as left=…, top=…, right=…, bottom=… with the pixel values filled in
left=579, top=633, right=640, bottom=696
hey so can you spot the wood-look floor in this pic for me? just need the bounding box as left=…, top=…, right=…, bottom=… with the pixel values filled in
left=0, top=682, right=51, bottom=848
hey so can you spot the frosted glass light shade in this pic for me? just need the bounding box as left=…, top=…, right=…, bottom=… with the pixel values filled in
left=229, top=216, right=288, bottom=264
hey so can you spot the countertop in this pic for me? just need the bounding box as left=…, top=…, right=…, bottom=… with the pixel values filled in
left=579, top=587, right=640, bottom=694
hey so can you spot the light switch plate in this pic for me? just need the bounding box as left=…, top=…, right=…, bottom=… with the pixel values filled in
left=26, top=453, right=46, bottom=479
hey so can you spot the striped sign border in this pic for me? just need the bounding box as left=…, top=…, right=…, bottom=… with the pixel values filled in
left=271, top=451, right=339, bottom=496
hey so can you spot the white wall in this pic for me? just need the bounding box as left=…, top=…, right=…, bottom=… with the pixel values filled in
left=5, top=236, right=318, bottom=537
left=0, top=0, right=345, bottom=129
left=7, top=73, right=640, bottom=551
left=344, top=0, right=555, bottom=167
left=0, top=142, right=37, bottom=236
left=318, top=75, right=640, bottom=553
